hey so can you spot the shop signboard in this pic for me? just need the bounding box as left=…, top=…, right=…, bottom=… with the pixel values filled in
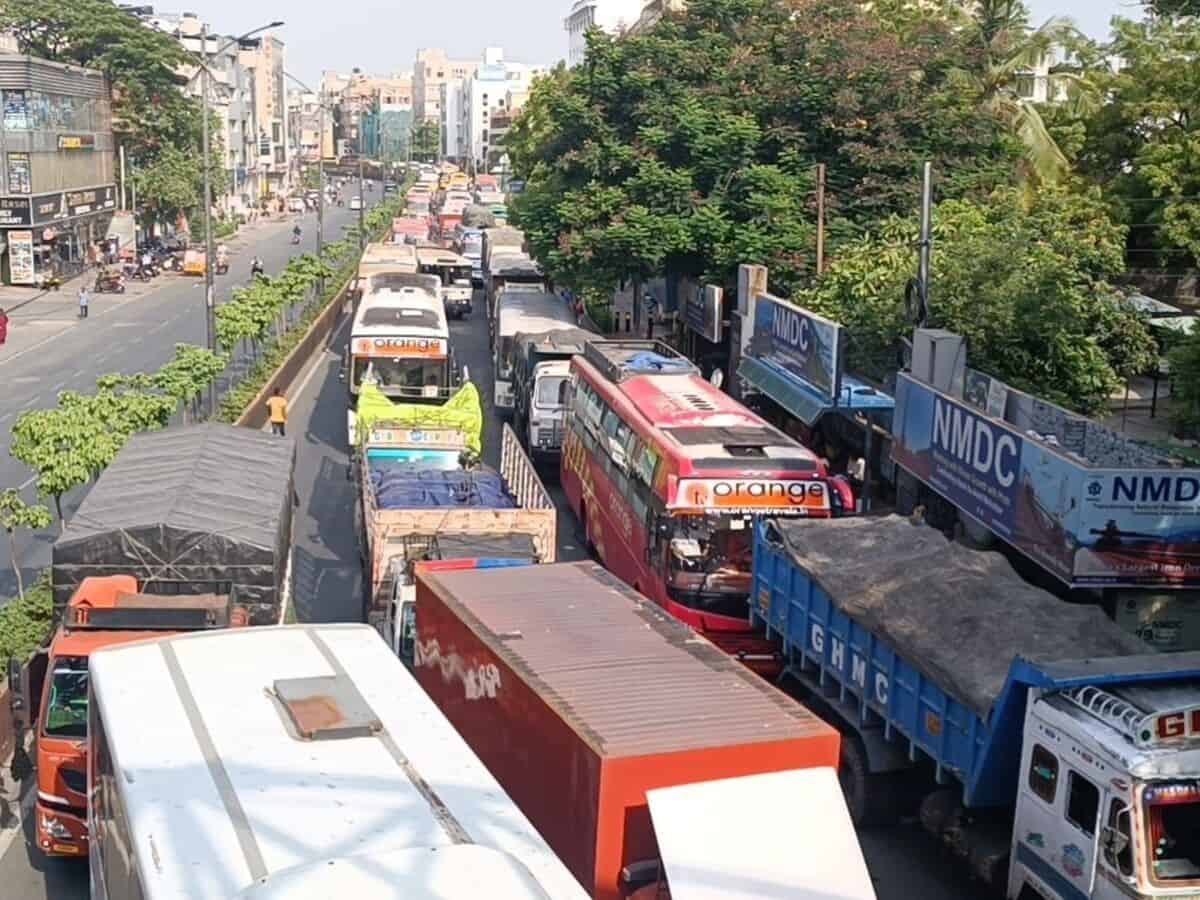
left=0, top=197, right=31, bottom=227
left=100, top=185, right=116, bottom=209
left=57, top=135, right=96, bottom=151
left=6, top=152, right=31, bottom=195
left=747, top=293, right=842, bottom=401
left=30, top=192, right=66, bottom=226
left=891, top=372, right=1200, bottom=588
left=684, top=284, right=723, bottom=344
left=8, top=229, right=35, bottom=285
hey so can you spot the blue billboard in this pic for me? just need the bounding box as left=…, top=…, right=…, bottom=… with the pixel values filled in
left=892, top=373, right=1200, bottom=587
left=748, top=294, right=842, bottom=400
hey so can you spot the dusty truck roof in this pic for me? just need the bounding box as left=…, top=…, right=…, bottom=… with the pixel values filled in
left=770, top=516, right=1147, bottom=718
left=417, top=562, right=830, bottom=757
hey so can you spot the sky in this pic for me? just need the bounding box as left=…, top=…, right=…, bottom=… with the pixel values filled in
left=176, top=0, right=1144, bottom=88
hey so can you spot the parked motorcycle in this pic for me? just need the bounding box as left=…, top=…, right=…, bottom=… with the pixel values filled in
left=94, top=270, right=126, bottom=294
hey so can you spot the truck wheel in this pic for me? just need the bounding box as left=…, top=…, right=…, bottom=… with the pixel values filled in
left=838, top=735, right=899, bottom=827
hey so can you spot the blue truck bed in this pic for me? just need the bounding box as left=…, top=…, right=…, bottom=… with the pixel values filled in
left=751, top=516, right=1148, bottom=807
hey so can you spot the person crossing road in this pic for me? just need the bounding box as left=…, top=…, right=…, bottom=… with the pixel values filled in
left=266, top=386, right=288, bottom=437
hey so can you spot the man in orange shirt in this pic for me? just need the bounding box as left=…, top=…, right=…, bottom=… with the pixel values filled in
left=266, top=386, right=288, bottom=436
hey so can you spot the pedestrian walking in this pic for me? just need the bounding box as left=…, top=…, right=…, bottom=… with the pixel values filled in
left=78, top=286, right=90, bottom=319
left=266, top=386, right=288, bottom=437
left=0, top=307, right=8, bottom=346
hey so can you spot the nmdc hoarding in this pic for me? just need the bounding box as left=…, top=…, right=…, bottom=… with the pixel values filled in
left=892, top=372, right=1200, bottom=588
left=748, top=294, right=842, bottom=401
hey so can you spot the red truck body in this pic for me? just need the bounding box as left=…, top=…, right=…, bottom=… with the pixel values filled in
left=414, top=560, right=840, bottom=900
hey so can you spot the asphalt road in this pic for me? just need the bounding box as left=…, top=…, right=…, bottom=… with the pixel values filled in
left=0, top=280, right=982, bottom=900
left=0, top=193, right=376, bottom=602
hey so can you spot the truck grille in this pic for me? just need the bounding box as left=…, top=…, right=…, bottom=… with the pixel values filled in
left=538, top=428, right=561, bottom=448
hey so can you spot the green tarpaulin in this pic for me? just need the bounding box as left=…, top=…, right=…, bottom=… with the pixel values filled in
left=355, top=381, right=484, bottom=453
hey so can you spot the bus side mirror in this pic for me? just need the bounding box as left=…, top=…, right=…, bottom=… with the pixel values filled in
left=7, top=657, right=23, bottom=724
left=1101, top=824, right=1129, bottom=858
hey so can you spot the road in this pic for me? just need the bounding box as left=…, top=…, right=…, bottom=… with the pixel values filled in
left=0, top=279, right=981, bottom=899
left=0, top=194, right=375, bottom=601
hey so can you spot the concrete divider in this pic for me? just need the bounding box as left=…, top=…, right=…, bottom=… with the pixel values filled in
left=235, top=280, right=351, bottom=429
left=0, top=685, right=12, bottom=766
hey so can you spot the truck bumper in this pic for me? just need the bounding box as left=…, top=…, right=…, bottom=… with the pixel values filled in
left=35, top=800, right=88, bottom=857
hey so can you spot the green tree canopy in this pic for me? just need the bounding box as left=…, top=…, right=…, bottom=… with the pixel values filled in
left=506, top=0, right=1018, bottom=299
left=796, top=187, right=1156, bottom=414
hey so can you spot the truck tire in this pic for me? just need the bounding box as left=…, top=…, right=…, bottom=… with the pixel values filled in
left=839, top=734, right=900, bottom=827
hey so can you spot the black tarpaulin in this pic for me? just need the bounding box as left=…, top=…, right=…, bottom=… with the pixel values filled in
left=52, top=425, right=295, bottom=621
left=770, top=516, right=1147, bottom=718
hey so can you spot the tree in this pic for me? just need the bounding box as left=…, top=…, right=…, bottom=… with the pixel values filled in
left=507, top=0, right=1018, bottom=300
left=1145, top=0, right=1200, bottom=14
left=796, top=187, right=1157, bottom=414
left=0, top=490, right=51, bottom=602
left=411, top=120, right=440, bottom=163
left=132, top=144, right=207, bottom=231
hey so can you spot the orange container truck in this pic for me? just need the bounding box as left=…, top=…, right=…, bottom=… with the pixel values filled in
left=413, top=560, right=842, bottom=900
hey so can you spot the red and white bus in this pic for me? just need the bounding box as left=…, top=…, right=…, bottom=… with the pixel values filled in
left=560, top=341, right=853, bottom=673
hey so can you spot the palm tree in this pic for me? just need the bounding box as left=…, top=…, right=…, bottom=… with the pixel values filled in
left=955, top=0, right=1096, bottom=184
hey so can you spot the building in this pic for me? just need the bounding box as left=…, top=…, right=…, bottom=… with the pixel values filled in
left=287, top=89, right=322, bottom=163
left=239, top=35, right=290, bottom=202
left=628, top=0, right=687, bottom=34
left=460, top=48, right=548, bottom=174
left=440, top=78, right=465, bottom=163
left=565, top=0, right=644, bottom=67
left=412, top=48, right=477, bottom=124
left=0, top=54, right=117, bottom=286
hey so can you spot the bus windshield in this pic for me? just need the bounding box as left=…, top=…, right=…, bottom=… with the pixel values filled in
left=43, top=655, right=89, bottom=739
left=354, top=358, right=446, bottom=393
left=1146, top=785, right=1200, bottom=883
left=663, top=514, right=755, bottom=618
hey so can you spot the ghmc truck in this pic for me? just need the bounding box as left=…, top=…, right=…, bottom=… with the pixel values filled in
left=753, top=514, right=1200, bottom=899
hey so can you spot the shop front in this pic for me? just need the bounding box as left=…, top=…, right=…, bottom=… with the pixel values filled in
left=0, top=184, right=116, bottom=285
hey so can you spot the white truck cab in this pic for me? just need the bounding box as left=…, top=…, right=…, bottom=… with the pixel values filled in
left=1010, top=678, right=1200, bottom=900
left=526, top=359, right=570, bottom=459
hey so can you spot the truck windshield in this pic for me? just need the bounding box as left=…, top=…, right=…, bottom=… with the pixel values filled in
left=43, top=655, right=89, bottom=739
left=664, top=514, right=754, bottom=618
left=354, top=358, right=446, bottom=393
left=535, top=375, right=567, bottom=409
left=1146, top=786, right=1200, bottom=883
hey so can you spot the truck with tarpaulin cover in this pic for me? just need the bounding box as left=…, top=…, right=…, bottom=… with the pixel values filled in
left=352, top=381, right=557, bottom=634
left=889, top=334, right=1200, bottom=651
left=752, top=513, right=1200, bottom=899
left=509, top=325, right=595, bottom=462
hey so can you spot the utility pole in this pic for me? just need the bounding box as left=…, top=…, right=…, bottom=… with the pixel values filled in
left=815, top=163, right=826, bottom=277
left=917, top=161, right=933, bottom=324
left=358, top=157, right=366, bottom=249
left=317, top=103, right=326, bottom=293
left=200, top=22, right=216, bottom=414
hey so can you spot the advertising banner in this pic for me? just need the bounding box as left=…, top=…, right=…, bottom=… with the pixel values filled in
left=748, top=294, right=841, bottom=400
left=892, top=373, right=1200, bottom=587
left=30, top=192, right=65, bottom=226
left=0, top=197, right=31, bottom=227
left=8, top=230, right=35, bottom=285
left=672, top=478, right=830, bottom=515
left=352, top=336, right=448, bottom=359
left=684, top=284, right=723, bottom=343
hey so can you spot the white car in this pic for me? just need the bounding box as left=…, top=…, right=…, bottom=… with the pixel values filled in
left=287, top=197, right=304, bottom=213
left=350, top=196, right=363, bottom=210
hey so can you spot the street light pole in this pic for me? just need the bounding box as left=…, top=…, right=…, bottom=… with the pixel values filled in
left=200, top=22, right=216, bottom=413
left=358, top=157, right=365, bottom=249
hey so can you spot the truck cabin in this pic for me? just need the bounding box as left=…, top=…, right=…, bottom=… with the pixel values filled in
left=20, top=576, right=234, bottom=858
left=348, top=277, right=456, bottom=401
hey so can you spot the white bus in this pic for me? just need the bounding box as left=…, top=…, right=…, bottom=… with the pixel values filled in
left=87, top=623, right=590, bottom=900
left=493, top=288, right=575, bottom=415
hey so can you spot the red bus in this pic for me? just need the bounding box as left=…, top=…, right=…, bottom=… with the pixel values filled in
left=560, top=341, right=853, bottom=674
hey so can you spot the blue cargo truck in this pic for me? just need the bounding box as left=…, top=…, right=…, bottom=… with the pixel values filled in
left=752, top=514, right=1200, bottom=900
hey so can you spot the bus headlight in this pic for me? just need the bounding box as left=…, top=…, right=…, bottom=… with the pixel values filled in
left=42, top=815, right=71, bottom=839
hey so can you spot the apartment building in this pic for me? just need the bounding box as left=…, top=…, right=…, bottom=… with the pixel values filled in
left=460, top=48, right=547, bottom=174
left=0, top=54, right=117, bottom=285
left=240, top=35, right=290, bottom=201
left=412, top=48, right=477, bottom=123
left=565, top=0, right=644, bottom=66
left=440, top=78, right=465, bottom=163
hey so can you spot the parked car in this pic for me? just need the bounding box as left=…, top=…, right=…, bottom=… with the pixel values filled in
left=287, top=197, right=304, bottom=213
left=350, top=195, right=363, bottom=210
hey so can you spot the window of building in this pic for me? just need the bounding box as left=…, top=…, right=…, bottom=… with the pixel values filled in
left=1066, top=771, right=1100, bottom=836
left=272, top=122, right=282, bottom=142
left=482, top=131, right=488, bottom=141
left=1027, top=744, right=1058, bottom=804
left=3, top=90, right=29, bottom=129
left=1015, top=74, right=1036, bottom=99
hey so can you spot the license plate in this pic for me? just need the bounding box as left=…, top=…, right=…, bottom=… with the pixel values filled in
left=53, top=843, right=81, bottom=855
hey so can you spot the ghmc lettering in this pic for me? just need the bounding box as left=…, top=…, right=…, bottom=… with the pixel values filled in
left=932, top=397, right=1018, bottom=488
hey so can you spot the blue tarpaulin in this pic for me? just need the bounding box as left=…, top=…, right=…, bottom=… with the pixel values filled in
left=368, top=459, right=516, bottom=510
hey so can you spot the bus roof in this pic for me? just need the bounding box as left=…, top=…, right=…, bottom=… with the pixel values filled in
left=353, top=285, right=447, bottom=337
left=574, top=346, right=823, bottom=471
left=89, top=624, right=588, bottom=899
left=496, top=292, right=574, bottom=338
left=415, top=246, right=470, bottom=267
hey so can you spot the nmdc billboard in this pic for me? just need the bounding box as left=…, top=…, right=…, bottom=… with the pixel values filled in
left=892, top=372, right=1200, bottom=588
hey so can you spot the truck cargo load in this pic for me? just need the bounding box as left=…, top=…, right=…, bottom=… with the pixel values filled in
left=753, top=515, right=1200, bottom=897
left=51, top=425, right=295, bottom=623
left=87, top=624, right=589, bottom=900
left=413, top=561, right=841, bottom=900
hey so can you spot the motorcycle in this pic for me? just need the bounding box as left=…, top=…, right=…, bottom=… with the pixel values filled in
left=94, top=270, right=126, bottom=294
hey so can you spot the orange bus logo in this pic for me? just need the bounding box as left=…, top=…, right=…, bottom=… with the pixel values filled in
left=674, top=478, right=828, bottom=511
left=353, top=337, right=447, bottom=358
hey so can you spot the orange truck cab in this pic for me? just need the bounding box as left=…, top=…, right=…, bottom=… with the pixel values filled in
left=11, top=575, right=238, bottom=858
